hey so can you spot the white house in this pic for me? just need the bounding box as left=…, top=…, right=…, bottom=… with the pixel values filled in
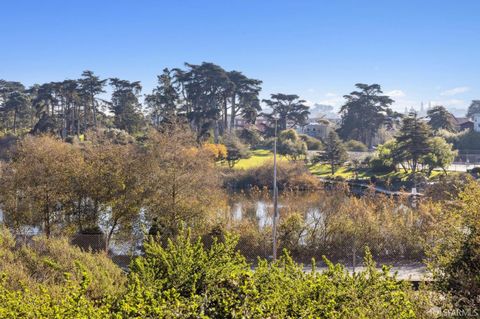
left=296, top=119, right=332, bottom=140
left=473, top=114, right=480, bottom=132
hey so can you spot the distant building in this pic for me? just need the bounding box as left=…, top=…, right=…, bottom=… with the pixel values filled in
left=296, top=119, right=332, bottom=140
left=234, top=118, right=247, bottom=129
left=472, top=114, right=480, bottom=132
left=234, top=116, right=269, bottom=132
left=454, top=116, right=474, bottom=131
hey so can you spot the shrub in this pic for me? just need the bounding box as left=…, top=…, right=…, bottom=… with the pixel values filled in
left=222, top=133, right=251, bottom=168
left=202, top=143, right=228, bottom=161
left=469, top=167, right=480, bottom=175
left=299, top=134, right=323, bottom=150
left=0, top=228, right=125, bottom=300
left=237, top=127, right=264, bottom=148
left=368, top=140, right=397, bottom=173
left=277, top=129, right=307, bottom=160
left=0, top=273, right=111, bottom=319
left=118, top=230, right=428, bottom=318
left=223, top=160, right=320, bottom=190
left=426, top=181, right=480, bottom=312
left=344, top=139, right=368, bottom=152
left=451, top=130, right=480, bottom=150
left=424, top=173, right=473, bottom=201
left=0, top=227, right=434, bottom=318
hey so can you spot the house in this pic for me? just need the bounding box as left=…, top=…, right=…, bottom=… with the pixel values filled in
left=454, top=116, right=474, bottom=131
left=472, top=114, right=480, bottom=132
left=233, top=118, right=248, bottom=129
left=233, top=116, right=269, bottom=132
left=296, top=119, right=332, bottom=140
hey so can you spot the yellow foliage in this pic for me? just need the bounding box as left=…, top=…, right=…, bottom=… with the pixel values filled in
left=202, top=143, right=227, bottom=161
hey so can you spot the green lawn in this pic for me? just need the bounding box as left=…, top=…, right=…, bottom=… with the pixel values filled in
left=231, top=149, right=288, bottom=170
left=231, top=150, right=456, bottom=181
left=308, top=162, right=447, bottom=180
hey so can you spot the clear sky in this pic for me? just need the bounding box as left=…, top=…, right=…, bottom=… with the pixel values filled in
left=1, top=0, right=479, bottom=115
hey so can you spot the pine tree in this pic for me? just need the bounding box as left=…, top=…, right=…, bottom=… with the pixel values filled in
left=338, top=84, right=394, bottom=148
left=316, top=131, right=348, bottom=175
left=394, top=112, right=431, bottom=173
left=109, top=78, right=143, bottom=133
left=427, top=105, right=456, bottom=132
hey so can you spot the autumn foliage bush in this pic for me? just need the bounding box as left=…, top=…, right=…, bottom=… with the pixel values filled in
left=224, top=160, right=321, bottom=190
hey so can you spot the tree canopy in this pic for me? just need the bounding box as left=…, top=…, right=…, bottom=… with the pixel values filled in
left=314, top=131, right=348, bottom=175
left=338, top=83, right=394, bottom=148
left=393, top=112, right=431, bottom=173
left=427, top=105, right=457, bottom=132
left=466, top=100, right=480, bottom=118
left=262, top=93, right=310, bottom=131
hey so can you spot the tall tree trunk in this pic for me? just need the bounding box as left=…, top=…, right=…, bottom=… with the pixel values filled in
left=223, top=96, right=228, bottom=133
left=230, top=93, right=236, bottom=132
left=92, top=95, right=97, bottom=130
left=75, top=103, right=80, bottom=136
left=106, top=218, right=118, bottom=253
left=214, top=121, right=219, bottom=143
left=281, top=117, right=287, bottom=131
left=83, top=102, right=87, bottom=133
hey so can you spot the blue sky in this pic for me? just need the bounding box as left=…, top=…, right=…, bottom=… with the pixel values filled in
left=1, top=0, right=479, bottom=115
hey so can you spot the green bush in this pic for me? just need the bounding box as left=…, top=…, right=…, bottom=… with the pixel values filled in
left=299, top=134, right=323, bottom=150
left=344, top=139, right=368, bottom=152
left=0, top=228, right=125, bottom=300
left=277, top=129, right=307, bottom=160
left=222, top=133, right=251, bottom=168
left=451, top=130, right=480, bottom=150
left=117, top=230, right=427, bottom=318
left=0, top=272, right=111, bottom=319
left=0, top=227, right=434, bottom=318
left=237, top=127, right=264, bottom=148
left=426, top=181, right=480, bottom=312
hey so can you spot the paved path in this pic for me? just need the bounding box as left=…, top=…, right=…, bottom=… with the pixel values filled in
left=319, top=178, right=422, bottom=197
left=303, top=264, right=430, bottom=282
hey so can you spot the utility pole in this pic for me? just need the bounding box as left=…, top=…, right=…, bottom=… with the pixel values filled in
left=272, top=117, right=279, bottom=260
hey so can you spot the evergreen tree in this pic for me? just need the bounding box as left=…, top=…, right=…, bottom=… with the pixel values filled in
left=262, top=93, right=310, bottom=131
left=222, top=133, right=250, bottom=168
left=3, top=91, right=31, bottom=133
left=466, top=100, right=480, bottom=118
left=315, top=131, right=348, bottom=175
left=277, top=129, right=308, bottom=161
left=0, top=81, right=33, bottom=133
left=427, top=105, right=456, bottom=132
left=338, top=84, right=394, bottom=148
left=145, top=68, right=179, bottom=127
left=394, top=112, right=431, bottom=173
left=109, top=78, right=143, bottom=133
left=79, top=70, right=107, bottom=130
left=175, top=62, right=231, bottom=140
left=226, top=71, right=262, bottom=131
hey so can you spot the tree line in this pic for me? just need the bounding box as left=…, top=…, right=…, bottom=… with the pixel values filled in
left=4, top=67, right=477, bottom=158
left=0, top=63, right=313, bottom=142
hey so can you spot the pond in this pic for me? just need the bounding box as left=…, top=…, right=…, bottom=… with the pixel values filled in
left=225, top=190, right=324, bottom=230
left=222, top=188, right=422, bottom=265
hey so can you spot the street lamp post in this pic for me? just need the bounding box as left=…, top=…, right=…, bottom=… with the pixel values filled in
left=272, top=117, right=279, bottom=260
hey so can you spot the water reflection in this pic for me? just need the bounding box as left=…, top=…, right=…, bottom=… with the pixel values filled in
left=226, top=191, right=321, bottom=229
